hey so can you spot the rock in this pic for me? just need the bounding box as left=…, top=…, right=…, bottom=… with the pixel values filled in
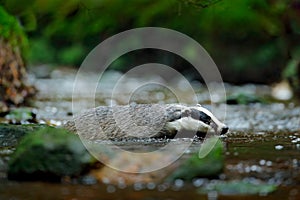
left=4, top=107, right=37, bottom=124
left=0, top=123, right=45, bottom=147
left=90, top=151, right=178, bottom=185
left=166, top=137, right=224, bottom=181
left=271, top=80, right=293, bottom=100
left=226, top=93, right=266, bottom=105
left=198, top=180, right=277, bottom=195
left=7, top=127, right=95, bottom=181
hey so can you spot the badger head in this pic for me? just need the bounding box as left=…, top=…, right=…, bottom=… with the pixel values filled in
left=166, top=104, right=228, bottom=137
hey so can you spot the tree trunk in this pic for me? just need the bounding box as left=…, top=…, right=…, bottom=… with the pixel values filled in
left=0, top=38, right=35, bottom=112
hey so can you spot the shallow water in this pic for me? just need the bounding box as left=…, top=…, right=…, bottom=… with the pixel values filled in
left=1, top=182, right=299, bottom=200
left=0, top=69, right=300, bottom=199
left=1, top=129, right=300, bottom=199
left=1, top=134, right=300, bottom=200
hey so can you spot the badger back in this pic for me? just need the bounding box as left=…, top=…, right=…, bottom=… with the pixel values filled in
left=64, top=104, right=170, bottom=140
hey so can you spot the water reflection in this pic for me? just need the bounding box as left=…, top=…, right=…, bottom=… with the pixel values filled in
left=0, top=69, right=300, bottom=199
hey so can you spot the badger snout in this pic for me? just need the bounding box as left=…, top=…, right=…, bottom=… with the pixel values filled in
left=167, top=105, right=229, bottom=136
left=191, top=105, right=229, bottom=135
left=221, top=126, right=229, bottom=135
left=210, top=121, right=228, bottom=135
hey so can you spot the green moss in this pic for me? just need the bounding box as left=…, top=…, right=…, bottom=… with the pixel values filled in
left=5, top=108, right=34, bottom=122
left=0, top=5, right=28, bottom=56
left=0, top=123, right=45, bottom=147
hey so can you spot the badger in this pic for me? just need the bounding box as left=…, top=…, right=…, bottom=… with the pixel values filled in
left=63, top=104, right=228, bottom=140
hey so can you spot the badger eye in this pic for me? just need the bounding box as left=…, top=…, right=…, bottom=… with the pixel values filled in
left=190, top=109, right=211, bottom=125
left=199, top=112, right=211, bottom=125
left=203, top=120, right=211, bottom=125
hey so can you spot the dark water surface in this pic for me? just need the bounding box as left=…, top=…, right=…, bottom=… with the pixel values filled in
left=0, top=182, right=299, bottom=200
left=0, top=70, right=300, bottom=199
left=1, top=131, right=300, bottom=200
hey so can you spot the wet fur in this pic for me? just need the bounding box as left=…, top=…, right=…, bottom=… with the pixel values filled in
left=64, top=104, right=226, bottom=140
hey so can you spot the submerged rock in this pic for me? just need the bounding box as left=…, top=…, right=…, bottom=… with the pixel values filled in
left=198, top=180, right=277, bottom=195
left=90, top=151, right=178, bottom=185
left=166, top=137, right=224, bottom=181
left=7, top=127, right=95, bottom=181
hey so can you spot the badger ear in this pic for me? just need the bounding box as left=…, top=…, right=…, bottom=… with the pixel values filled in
left=197, top=104, right=202, bottom=107
left=182, top=109, right=191, bottom=118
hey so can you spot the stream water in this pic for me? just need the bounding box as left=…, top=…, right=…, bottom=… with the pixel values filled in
left=0, top=69, right=299, bottom=199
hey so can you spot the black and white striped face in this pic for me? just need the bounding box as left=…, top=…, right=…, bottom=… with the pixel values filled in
left=166, top=104, right=228, bottom=135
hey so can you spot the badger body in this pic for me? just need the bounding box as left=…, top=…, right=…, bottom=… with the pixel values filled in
left=64, top=104, right=228, bottom=140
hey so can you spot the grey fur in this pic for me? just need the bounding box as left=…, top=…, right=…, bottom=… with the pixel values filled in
left=63, top=104, right=226, bottom=140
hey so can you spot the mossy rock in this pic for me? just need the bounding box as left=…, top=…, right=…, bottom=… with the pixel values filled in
left=0, top=123, right=45, bottom=147
left=4, top=108, right=37, bottom=123
left=0, top=6, right=35, bottom=110
left=8, top=127, right=95, bottom=181
left=0, top=5, right=28, bottom=49
left=167, top=137, right=224, bottom=181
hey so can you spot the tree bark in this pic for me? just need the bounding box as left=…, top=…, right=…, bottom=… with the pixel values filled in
left=0, top=38, right=35, bottom=112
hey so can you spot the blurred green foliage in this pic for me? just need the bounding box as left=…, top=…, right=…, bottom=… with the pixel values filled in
left=226, top=93, right=267, bottom=105
left=181, top=0, right=222, bottom=8
left=1, top=0, right=299, bottom=83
